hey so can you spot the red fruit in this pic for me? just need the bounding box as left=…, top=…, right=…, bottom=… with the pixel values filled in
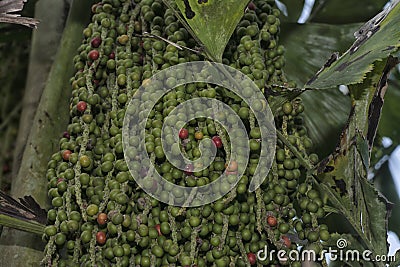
left=184, top=164, right=194, bottom=175
left=108, top=52, right=115, bottom=59
left=247, top=252, right=257, bottom=265
left=77, top=101, right=87, bottom=112
left=88, top=50, right=99, bottom=61
left=179, top=128, right=189, bottom=139
left=267, top=215, right=277, bottom=227
left=62, top=131, right=70, bottom=139
left=97, top=213, right=108, bottom=225
left=91, top=37, right=102, bottom=48
left=62, top=150, right=72, bottom=161
left=281, top=235, right=291, bottom=248
left=212, top=136, right=223, bottom=148
left=248, top=2, right=256, bottom=10
left=96, top=231, right=106, bottom=245
left=155, top=224, right=162, bottom=236
left=226, top=161, right=238, bottom=172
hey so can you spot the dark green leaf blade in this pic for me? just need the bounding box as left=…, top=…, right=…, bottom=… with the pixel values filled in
left=280, top=22, right=359, bottom=155
left=314, top=60, right=395, bottom=264
left=379, top=82, right=400, bottom=142
left=306, top=1, right=400, bottom=89
left=278, top=0, right=304, bottom=22
left=281, top=22, right=361, bottom=86
left=175, top=0, right=249, bottom=62
left=311, top=0, right=388, bottom=24
left=374, top=161, right=400, bottom=238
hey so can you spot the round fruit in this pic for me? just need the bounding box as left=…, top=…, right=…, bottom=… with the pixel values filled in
left=267, top=215, right=277, bottom=227
left=96, top=231, right=106, bottom=245
left=86, top=204, right=99, bottom=216
left=194, top=131, right=204, bottom=140
left=91, top=37, right=102, bottom=48
left=247, top=252, right=256, bottom=265
left=88, top=50, right=99, bottom=61
left=281, top=235, right=291, bottom=247
left=179, top=128, right=189, bottom=139
left=212, top=136, right=223, bottom=148
left=184, top=164, right=194, bottom=175
left=226, top=161, right=238, bottom=172
left=77, top=101, right=87, bottom=112
left=62, top=150, right=72, bottom=161
left=97, top=213, right=107, bottom=225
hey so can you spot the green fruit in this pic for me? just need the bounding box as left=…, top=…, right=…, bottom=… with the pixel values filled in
left=45, top=225, right=57, bottom=237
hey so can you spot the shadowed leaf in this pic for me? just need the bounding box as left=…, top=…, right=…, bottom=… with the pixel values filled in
left=280, top=22, right=360, bottom=155
left=306, top=1, right=400, bottom=89
left=311, top=0, right=388, bottom=24
left=314, top=59, right=398, bottom=265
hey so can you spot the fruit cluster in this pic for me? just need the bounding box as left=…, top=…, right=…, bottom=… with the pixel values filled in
left=43, top=0, right=329, bottom=266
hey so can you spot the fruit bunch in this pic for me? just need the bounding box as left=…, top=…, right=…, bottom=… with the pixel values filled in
left=43, top=0, right=329, bottom=266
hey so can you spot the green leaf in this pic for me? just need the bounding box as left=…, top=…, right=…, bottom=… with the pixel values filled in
left=311, top=0, right=388, bottom=24
left=174, top=0, right=249, bottom=62
left=306, top=1, right=400, bottom=89
left=374, top=161, right=400, bottom=238
left=301, top=90, right=351, bottom=157
left=281, top=22, right=362, bottom=86
left=280, top=22, right=359, bottom=155
left=278, top=0, right=304, bottom=22
left=314, top=60, right=395, bottom=265
left=379, top=83, right=400, bottom=142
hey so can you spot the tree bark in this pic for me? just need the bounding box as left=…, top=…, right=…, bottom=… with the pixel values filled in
left=12, top=0, right=67, bottom=180
left=0, top=0, right=94, bottom=265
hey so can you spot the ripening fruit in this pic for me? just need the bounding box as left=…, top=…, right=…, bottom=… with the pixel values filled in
left=248, top=2, right=256, bottom=10
left=194, top=131, right=204, bottom=140
left=155, top=224, right=162, bottom=236
left=267, top=215, right=277, bottom=227
left=184, top=164, right=194, bottom=175
left=97, top=213, right=108, bottom=225
left=62, top=150, right=72, bottom=161
left=179, top=128, right=189, bottom=139
left=62, top=131, right=70, bottom=139
left=247, top=252, right=257, bottom=265
left=212, top=136, right=223, bottom=148
left=96, top=231, right=106, bottom=245
left=76, top=101, right=87, bottom=112
left=226, top=160, right=238, bottom=172
left=88, top=50, right=99, bottom=61
left=90, top=37, right=102, bottom=48
left=281, top=235, right=291, bottom=247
